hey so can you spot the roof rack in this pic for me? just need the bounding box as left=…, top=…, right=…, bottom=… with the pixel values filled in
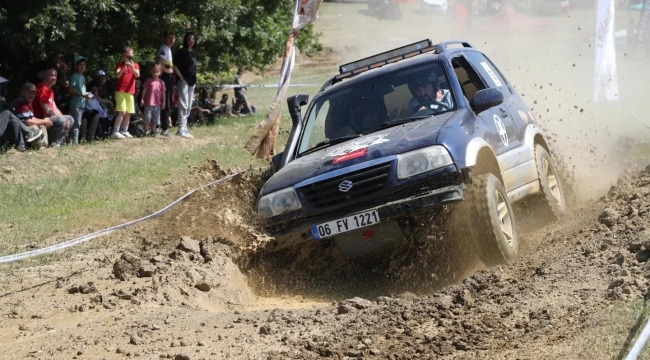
left=331, top=39, right=436, bottom=85
left=320, top=39, right=474, bottom=91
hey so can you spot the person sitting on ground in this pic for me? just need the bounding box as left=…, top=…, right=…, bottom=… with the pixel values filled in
left=32, top=69, right=74, bottom=147
left=11, top=83, right=50, bottom=148
left=216, top=93, right=233, bottom=117
left=85, top=86, right=111, bottom=140
left=0, top=110, right=42, bottom=152
left=92, top=69, right=115, bottom=109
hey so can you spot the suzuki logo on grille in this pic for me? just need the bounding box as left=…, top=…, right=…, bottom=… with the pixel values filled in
left=338, top=180, right=353, bottom=192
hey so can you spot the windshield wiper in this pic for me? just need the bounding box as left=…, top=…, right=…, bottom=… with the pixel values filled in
left=361, top=116, right=430, bottom=135
left=301, top=134, right=361, bottom=156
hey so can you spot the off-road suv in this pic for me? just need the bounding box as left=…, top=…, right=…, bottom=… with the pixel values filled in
left=257, top=39, right=567, bottom=266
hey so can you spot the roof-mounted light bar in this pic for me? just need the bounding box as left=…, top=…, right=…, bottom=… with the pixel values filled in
left=338, top=39, right=435, bottom=74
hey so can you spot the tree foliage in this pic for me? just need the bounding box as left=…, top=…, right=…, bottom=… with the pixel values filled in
left=0, top=0, right=322, bottom=89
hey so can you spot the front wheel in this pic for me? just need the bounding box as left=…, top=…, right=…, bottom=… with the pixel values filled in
left=534, top=144, right=567, bottom=219
left=459, top=173, right=519, bottom=267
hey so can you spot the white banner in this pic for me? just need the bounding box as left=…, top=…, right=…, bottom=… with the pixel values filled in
left=593, top=0, right=619, bottom=102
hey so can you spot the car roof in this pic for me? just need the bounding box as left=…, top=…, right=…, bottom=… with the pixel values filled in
left=316, top=52, right=449, bottom=100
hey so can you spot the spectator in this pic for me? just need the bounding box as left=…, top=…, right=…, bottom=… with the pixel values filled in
left=32, top=69, right=73, bottom=147
left=54, top=75, right=71, bottom=114
left=11, top=82, right=50, bottom=148
left=217, top=93, right=233, bottom=117
left=174, top=32, right=197, bottom=139
left=233, top=68, right=254, bottom=115
left=68, top=55, right=91, bottom=145
left=140, top=64, right=166, bottom=137
left=0, top=110, right=42, bottom=152
left=92, top=69, right=114, bottom=108
left=85, top=86, right=110, bottom=140
left=111, top=46, right=140, bottom=140
left=157, top=30, right=176, bottom=137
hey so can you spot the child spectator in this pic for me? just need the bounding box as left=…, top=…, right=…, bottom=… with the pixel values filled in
left=111, top=46, right=140, bottom=139
left=85, top=86, right=111, bottom=140
left=140, top=64, right=166, bottom=137
left=32, top=69, right=73, bottom=147
left=68, top=55, right=91, bottom=145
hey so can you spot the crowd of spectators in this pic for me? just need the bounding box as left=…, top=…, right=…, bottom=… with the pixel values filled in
left=0, top=31, right=257, bottom=153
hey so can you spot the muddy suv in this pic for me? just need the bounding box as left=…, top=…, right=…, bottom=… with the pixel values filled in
left=257, top=39, right=567, bottom=266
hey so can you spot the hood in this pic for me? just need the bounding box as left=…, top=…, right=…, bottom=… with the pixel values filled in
left=261, top=110, right=461, bottom=195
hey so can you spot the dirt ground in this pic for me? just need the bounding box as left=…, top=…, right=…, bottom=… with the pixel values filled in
left=3, top=2, right=650, bottom=360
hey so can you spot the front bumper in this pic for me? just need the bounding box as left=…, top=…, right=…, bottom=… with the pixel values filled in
left=265, top=183, right=464, bottom=252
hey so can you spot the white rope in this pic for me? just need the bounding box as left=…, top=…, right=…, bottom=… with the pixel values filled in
left=0, top=171, right=242, bottom=264
left=625, top=314, right=650, bottom=360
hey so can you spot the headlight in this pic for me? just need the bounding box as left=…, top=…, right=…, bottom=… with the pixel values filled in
left=257, top=187, right=302, bottom=219
left=396, top=145, right=453, bottom=179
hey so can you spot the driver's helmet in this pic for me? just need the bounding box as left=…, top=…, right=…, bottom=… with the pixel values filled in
left=407, top=70, right=440, bottom=99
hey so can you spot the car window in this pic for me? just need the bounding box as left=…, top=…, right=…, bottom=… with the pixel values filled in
left=299, top=100, right=332, bottom=154
left=463, top=51, right=510, bottom=97
left=451, top=55, right=485, bottom=103
left=298, top=61, right=456, bottom=156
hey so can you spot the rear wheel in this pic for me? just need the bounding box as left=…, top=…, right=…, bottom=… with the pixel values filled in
left=458, top=173, right=518, bottom=268
left=534, top=144, right=567, bottom=219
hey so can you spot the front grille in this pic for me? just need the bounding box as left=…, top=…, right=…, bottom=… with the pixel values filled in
left=298, top=162, right=392, bottom=208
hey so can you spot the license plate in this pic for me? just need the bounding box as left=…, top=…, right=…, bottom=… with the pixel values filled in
left=311, top=210, right=381, bottom=240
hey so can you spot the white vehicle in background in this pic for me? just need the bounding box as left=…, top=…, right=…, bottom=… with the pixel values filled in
left=420, top=0, right=448, bottom=14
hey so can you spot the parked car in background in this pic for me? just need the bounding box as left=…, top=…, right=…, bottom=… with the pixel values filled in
left=368, top=0, right=403, bottom=19
left=420, top=0, right=448, bottom=14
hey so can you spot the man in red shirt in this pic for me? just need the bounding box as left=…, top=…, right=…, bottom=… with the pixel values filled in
left=111, top=46, right=140, bottom=139
left=32, top=68, right=73, bottom=147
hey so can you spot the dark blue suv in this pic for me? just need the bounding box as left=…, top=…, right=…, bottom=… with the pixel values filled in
left=257, top=39, right=567, bottom=267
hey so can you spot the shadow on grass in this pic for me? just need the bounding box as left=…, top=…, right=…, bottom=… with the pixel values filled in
left=615, top=300, right=650, bottom=360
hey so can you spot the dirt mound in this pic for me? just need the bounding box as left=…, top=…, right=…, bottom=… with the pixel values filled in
left=153, top=160, right=273, bottom=252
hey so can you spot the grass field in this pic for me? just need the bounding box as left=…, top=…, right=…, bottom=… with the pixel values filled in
left=0, top=112, right=270, bottom=257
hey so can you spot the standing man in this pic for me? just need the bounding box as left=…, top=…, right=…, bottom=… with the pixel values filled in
left=233, top=68, right=254, bottom=115
left=157, top=30, right=176, bottom=137
left=32, top=69, right=73, bottom=147
left=112, top=46, right=140, bottom=139
left=174, top=32, right=197, bottom=139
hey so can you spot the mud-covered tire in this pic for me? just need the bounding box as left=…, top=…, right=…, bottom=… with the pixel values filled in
left=459, top=173, right=519, bottom=268
left=534, top=144, right=567, bottom=219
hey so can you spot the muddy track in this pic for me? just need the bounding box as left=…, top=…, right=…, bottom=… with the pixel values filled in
left=1, top=159, right=650, bottom=359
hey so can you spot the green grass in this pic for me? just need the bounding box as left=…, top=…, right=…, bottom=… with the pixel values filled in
left=0, top=115, right=272, bottom=257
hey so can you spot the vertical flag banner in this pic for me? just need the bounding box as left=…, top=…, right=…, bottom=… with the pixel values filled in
left=593, top=0, right=619, bottom=102
left=635, top=0, right=650, bottom=59
left=245, top=0, right=324, bottom=160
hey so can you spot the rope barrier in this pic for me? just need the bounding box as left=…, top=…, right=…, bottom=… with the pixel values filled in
left=0, top=171, right=243, bottom=264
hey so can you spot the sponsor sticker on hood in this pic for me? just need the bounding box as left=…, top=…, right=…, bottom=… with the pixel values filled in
left=323, top=133, right=390, bottom=158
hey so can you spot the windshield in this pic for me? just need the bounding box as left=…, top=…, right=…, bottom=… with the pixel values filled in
left=297, top=61, right=456, bottom=155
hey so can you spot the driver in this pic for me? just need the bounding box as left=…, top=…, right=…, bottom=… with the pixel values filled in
left=407, top=72, right=453, bottom=115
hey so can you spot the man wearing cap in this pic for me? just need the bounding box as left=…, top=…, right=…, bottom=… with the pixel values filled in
left=68, top=55, right=91, bottom=144
left=11, top=82, right=50, bottom=148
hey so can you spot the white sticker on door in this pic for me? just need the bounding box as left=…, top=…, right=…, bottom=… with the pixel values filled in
left=493, top=114, right=509, bottom=147
left=480, top=62, right=503, bottom=87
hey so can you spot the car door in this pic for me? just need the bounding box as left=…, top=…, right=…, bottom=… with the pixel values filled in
left=463, top=51, right=537, bottom=192
left=462, top=51, right=523, bottom=150
left=450, top=53, right=520, bottom=158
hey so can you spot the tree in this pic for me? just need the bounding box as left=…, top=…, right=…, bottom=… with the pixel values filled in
left=0, top=0, right=321, bottom=93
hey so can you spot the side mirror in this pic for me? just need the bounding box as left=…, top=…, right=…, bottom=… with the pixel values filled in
left=470, top=88, right=504, bottom=114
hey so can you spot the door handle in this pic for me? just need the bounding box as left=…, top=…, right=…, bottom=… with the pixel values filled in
left=499, top=108, right=509, bottom=118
